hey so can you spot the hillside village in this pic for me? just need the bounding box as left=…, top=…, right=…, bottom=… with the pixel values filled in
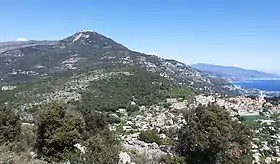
left=108, top=94, right=280, bottom=164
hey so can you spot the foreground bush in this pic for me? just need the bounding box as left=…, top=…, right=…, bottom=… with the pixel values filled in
left=175, top=104, right=253, bottom=164
left=0, top=107, right=21, bottom=144
left=68, top=132, right=120, bottom=164
left=35, top=102, right=85, bottom=161
left=35, top=102, right=120, bottom=163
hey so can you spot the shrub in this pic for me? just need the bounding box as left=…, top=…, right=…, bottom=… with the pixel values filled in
left=107, top=114, right=121, bottom=124
left=68, top=132, right=120, bottom=164
left=159, top=155, right=186, bottom=164
left=73, top=105, right=120, bottom=163
left=175, top=104, right=253, bottom=164
left=0, top=107, right=21, bottom=144
left=77, top=105, right=109, bottom=138
left=163, top=102, right=172, bottom=108
left=139, top=129, right=162, bottom=145
left=20, top=123, right=36, bottom=149
left=126, top=104, right=140, bottom=113
left=34, top=102, right=120, bottom=163
left=35, top=102, right=85, bottom=161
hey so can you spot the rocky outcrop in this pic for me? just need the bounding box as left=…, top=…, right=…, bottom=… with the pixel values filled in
left=122, top=134, right=170, bottom=161
left=119, top=152, right=133, bottom=164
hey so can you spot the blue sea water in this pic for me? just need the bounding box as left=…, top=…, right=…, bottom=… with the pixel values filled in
left=233, top=80, right=280, bottom=92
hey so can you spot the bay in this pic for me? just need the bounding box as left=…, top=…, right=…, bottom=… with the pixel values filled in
left=233, top=80, right=280, bottom=92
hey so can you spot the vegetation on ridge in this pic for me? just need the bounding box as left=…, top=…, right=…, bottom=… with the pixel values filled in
left=82, top=69, right=193, bottom=113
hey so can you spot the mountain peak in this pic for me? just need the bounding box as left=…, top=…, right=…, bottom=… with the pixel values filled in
left=80, top=29, right=93, bottom=32
left=71, top=31, right=92, bottom=43
left=59, top=30, right=128, bottom=50
left=59, top=30, right=98, bottom=46
left=75, top=30, right=97, bottom=36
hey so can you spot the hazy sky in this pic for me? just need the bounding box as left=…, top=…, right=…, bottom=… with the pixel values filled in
left=1, top=0, right=279, bottom=72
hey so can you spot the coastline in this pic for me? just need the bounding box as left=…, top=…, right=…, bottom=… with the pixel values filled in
left=231, top=79, right=280, bottom=95
left=231, top=78, right=280, bottom=83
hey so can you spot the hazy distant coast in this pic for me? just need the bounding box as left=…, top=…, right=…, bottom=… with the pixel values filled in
left=233, top=79, right=280, bottom=92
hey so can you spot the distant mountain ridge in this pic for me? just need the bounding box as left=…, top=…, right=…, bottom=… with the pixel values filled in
left=0, top=40, right=57, bottom=53
left=191, top=63, right=280, bottom=81
left=0, top=30, right=240, bottom=98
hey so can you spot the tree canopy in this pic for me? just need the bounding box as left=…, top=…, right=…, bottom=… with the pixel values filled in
left=35, top=102, right=120, bottom=163
left=0, top=107, right=21, bottom=144
left=175, top=104, right=253, bottom=164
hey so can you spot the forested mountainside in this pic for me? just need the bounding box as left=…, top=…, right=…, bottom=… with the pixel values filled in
left=0, top=30, right=240, bottom=111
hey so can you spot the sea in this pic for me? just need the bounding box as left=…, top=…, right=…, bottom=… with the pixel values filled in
left=233, top=79, right=280, bottom=92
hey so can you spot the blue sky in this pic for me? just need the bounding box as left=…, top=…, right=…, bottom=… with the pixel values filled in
left=1, top=0, right=279, bottom=72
